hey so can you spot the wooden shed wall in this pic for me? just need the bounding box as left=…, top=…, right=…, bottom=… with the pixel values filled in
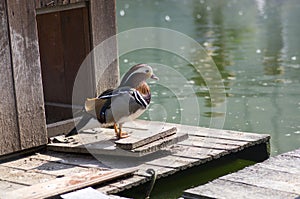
left=0, top=0, right=47, bottom=156
left=0, top=0, right=119, bottom=156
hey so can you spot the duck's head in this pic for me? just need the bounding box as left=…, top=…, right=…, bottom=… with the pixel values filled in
left=120, top=63, right=159, bottom=88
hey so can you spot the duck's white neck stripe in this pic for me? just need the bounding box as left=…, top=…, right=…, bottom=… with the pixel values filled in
left=133, top=90, right=148, bottom=108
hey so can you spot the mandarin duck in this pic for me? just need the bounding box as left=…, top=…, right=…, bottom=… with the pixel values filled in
left=65, top=64, right=158, bottom=139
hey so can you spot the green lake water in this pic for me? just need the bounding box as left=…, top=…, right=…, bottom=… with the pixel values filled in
left=115, top=0, right=300, bottom=198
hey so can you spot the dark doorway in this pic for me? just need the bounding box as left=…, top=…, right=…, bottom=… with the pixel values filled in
left=37, top=6, right=93, bottom=124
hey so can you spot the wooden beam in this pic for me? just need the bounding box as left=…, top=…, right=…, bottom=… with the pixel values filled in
left=47, top=118, right=80, bottom=137
left=89, top=0, right=119, bottom=95
left=6, top=0, right=47, bottom=150
left=36, top=1, right=86, bottom=15
left=0, top=0, right=20, bottom=155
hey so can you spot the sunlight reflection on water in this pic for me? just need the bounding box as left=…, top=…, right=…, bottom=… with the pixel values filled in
left=116, top=0, right=300, bottom=156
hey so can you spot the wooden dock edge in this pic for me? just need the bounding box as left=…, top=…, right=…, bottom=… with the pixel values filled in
left=182, top=148, right=300, bottom=199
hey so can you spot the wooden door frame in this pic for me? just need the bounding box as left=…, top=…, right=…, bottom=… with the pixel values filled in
left=35, top=0, right=119, bottom=137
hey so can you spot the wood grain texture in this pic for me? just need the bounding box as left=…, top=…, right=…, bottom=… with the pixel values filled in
left=35, top=0, right=87, bottom=9
left=183, top=179, right=299, bottom=199
left=6, top=0, right=47, bottom=149
left=89, top=0, right=119, bottom=95
left=183, top=148, right=300, bottom=199
left=115, top=127, right=177, bottom=150
left=3, top=169, right=136, bottom=199
left=0, top=0, right=20, bottom=155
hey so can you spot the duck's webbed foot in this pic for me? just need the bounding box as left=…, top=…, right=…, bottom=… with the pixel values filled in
left=114, top=123, right=129, bottom=139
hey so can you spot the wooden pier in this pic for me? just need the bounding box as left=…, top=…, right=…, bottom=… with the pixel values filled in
left=0, top=120, right=270, bottom=198
left=183, top=148, right=300, bottom=199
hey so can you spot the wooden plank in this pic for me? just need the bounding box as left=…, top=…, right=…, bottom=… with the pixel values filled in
left=35, top=1, right=86, bottom=12
left=6, top=0, right=47, bottom=150
left=0, top=180, right=28, bottom=193
left=4, top=160, right=103, bottom=177
left=30, top=151, right=108, bottom=169
left=115, top=127, right=177, bottom=150
left=257, top=155, right=300, bottom=174
left=283, top=148, right=300, bottom=158
left=97, top=175, right=147, bottom=194
left=183, top=179, right=299, bottom=199
left=188, top=135, right=250, bottom=146
left=0, top=0, right=20, bottom=155
left=179, top=138, right=241, bottom=151
left=3, top=168, right=136, bottom=199
left=135, top=120, right=270, bottom=142
left=0, top=165, right=56, bottom=186
left=182, top=148, right=300, bottom=199
left=47, top=118, right=80, bottom=137
left=89, top=0, right=119, bottom=95
left=168, top=145, right=215, bottom=161
left=145, top=155, right=200, bottom=170
left=187, top=127, right=269, bottom=142
left=132, top=132, right=188, bottom=153
left=136, top=164, right=176, bottom=178
left=220, top=163, right=300, bottom=194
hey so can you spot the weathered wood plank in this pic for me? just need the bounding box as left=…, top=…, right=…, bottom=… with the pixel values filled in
left=188, top=135, right=250, bottom=146
left=282, top=148, right=300, bottom=158
left=0, top=165, right=56, bottom=185
left=257, top=155, right=300, bottom=174
left=220, top=164, right=300, bottom=194
left=1, top=156, right=108, bottom=178
left=6, top=0, right=47, bottom=150
left=115, top=127, right=177, bottom=150
left=183, top=179, right=299, bottom=199
left=179, top=138, right=241, bottom=151
left=0, top=0, right=21, bottom=155
left=35, top=0, right=86, bottom=9
left=136, top=164, right=176, bottom=178
left=183, top=148, right=300, bottom=198
left=89, top=0, right=119, bottom=95
left=47, top=118, right=80, bottom=137
left=97, top=175, right=147, bottom=194
left=0, top=180, right=28, bottom=193
left=135, top=120, right=270, bottom=142
left=132, top=132, right=188, bottom=153
left=31, top=151, right=108, bottom=169
left=145, top=155, right=200, bottom=170
left=3, top=169, right=136, bottom=199
left=168, top=145, right=216, bottom=161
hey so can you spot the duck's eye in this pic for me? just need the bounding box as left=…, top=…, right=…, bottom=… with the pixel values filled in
left=145, top=69, right=150, bottom=73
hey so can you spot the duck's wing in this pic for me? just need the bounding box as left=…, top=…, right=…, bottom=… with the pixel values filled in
left=98, top=87, right=132, bottom=99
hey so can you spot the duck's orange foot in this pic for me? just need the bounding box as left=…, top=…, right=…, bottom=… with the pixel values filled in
left=114, top=123, right=130, bottom=139
left=118, top=131, right=129, bottom=139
